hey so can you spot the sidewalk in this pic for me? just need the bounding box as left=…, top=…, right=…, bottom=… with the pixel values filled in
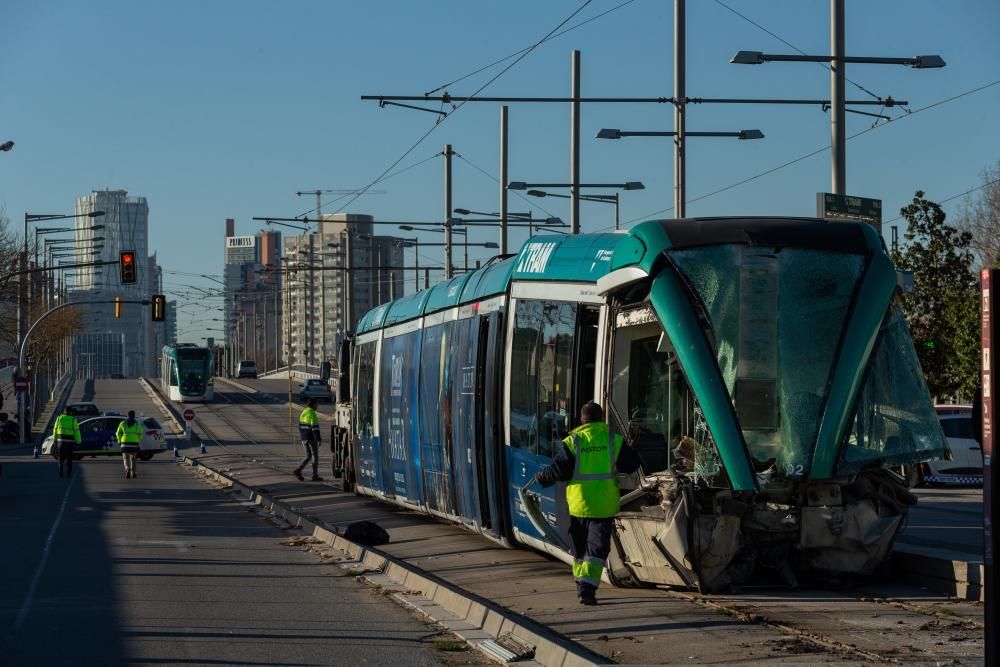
left=186, top=452, right=983, bottom=666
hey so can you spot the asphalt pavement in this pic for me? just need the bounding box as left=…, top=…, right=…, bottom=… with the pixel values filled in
left=0, top=382, right=481, bottom=666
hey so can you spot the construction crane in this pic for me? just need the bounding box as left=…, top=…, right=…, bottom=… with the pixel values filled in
left=294, top=188, right=387, bottom=222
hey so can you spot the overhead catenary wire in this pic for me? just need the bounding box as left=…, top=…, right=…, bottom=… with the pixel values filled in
left=621, top=79, right=1000, bottom=226
left=329, top=0, right=597, bottom=219
left=423, top=0, right=640, bottom=96
left=294, top=151, right=443, bottom=219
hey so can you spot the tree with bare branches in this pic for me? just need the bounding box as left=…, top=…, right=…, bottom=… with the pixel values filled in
left=954, top=161, right=1000, bottom=269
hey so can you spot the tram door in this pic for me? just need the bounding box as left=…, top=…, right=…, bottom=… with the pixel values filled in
left=476, top=310, right=506, bottom=538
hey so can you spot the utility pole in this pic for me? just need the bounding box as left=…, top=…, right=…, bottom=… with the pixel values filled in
left=674, top=0, right=686, bottom=217
left=570, top=51, right=581, bottom=235
left=500, top=106, right=509, bottom=254
left=444, top=144, right=454, bottom=278
left=830, top=0, right=846, bottom=194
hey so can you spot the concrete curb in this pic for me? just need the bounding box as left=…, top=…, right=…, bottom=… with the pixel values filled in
left=138, top=378, right=185, bottom=434
left=184, top=456, right=608, bottom=667
left=213, top=377, right=258, bottom=394
left=893, top=546, right=984, bottom=601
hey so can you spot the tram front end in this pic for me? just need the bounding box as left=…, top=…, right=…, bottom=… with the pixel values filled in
left=599, top=218, right=947, bottom=591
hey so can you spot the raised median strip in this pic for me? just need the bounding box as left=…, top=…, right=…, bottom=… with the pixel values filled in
left=183, top=455, right=604, bottom=667
left=893, top=545, right=984, bottom=601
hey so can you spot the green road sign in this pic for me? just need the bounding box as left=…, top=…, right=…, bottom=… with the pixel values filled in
left=816, top=192, right=882, bottom=227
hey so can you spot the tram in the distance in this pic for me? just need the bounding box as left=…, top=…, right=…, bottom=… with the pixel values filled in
left=161, top=343, right=214, bottom=402
left=338, top=217, right=947, bottom=591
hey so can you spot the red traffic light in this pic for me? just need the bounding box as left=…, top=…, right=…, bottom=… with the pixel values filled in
left=120, top=251, right=137, bottom=284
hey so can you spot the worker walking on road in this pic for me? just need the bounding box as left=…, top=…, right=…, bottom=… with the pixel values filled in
left=52, top=406, right=81, bottom=479
left=116, top=410, right=143, bottom=479
left=534, top=401, right=641, bottom=606
left=294, top=398, right=323, bottom=482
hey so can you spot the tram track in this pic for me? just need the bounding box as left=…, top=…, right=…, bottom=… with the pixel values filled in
left=142, top=377, right=343, bottom=488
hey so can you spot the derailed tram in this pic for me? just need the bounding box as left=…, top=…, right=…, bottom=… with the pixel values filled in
left=338, top=217, right=947, bottom=591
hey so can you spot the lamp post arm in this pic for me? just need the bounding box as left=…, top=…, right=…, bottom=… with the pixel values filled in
left=18, top=298, right=149, bottom=371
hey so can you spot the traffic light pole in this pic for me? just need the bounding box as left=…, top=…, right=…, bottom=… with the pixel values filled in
left=16, top=298, right=150, bottom=448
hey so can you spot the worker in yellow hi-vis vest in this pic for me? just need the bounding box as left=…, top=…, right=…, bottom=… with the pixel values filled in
left=52, top=406, right=81, bottom=479
left=294, top=399, right=323, bottom=482
left=116, top=410, right=144, bottom=480
left=534, top=402, right=641, bottom=606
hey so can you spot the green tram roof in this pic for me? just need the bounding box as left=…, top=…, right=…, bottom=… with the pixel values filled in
left=354, top=217, right=884, bottom=334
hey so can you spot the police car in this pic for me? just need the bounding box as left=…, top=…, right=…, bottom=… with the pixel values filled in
left=907, top=405, right=982, bottom=486
left=42, top=415, right=167, bottom=461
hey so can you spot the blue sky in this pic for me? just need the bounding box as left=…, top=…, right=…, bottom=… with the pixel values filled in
left=2, top=0, right=998, bottom=341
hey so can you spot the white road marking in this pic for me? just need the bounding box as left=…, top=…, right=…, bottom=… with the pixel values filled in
left=9, top=474, right=76, bottom=636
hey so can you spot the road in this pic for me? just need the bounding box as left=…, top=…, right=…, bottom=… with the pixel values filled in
left=0, top=380, right=482, bottom=666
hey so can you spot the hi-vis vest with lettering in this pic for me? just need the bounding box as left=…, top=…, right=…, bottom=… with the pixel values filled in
left=563, top=422, right=623, bottom=519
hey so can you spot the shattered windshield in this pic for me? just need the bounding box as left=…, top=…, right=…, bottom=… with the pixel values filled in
left=837, top=304, right=948, bottom=474
left=668, top=245, right=864, bottom=479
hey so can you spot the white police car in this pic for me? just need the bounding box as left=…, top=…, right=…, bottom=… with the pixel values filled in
left=43, top=415, right=168, bottom=461
left=908, top=405, right=982, bottom=486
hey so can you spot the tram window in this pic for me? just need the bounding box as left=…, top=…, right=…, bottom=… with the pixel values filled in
left=510, top=301, right=542, bottom=453
left=612, top=320, right=729, bottom=487
left=837, top=305, right=947, bottom=474
left=510, top=300, right=577, bottom=457
left=538, top=302, right=575, bottom=456
left=354, top=342, right=377, bottom=438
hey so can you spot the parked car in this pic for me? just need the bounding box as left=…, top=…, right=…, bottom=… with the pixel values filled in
left=907, top=405, right=981, bottom=486
left=65, top=402, right=101, bottom=418
left=42, top=415, right=167, bottom=461
left=298, top=379, right=333, bottom=402
left=236, top=360, right=258, bottom=379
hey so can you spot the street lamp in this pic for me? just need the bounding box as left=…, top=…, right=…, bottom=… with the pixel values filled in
left=730, top=13, right=944, bottom=196
left=17, top=208, right=107, bottom=447
left=596, top=128, right=764, bottom=140
left=508, top=181, right=644, bottom=191
left=527, top=190, right=624, bottom=230
left=509, top=182, right=644, bottom=232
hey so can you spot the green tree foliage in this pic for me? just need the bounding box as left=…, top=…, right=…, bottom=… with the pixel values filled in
left=891, top=191, right=979, bottom=398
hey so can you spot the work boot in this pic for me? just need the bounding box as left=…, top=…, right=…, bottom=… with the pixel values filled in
left=311, top=475, right=324, bottom=481
left=293, top=470, right=304, bottom=481
left=579, top=596, right=597, bottom=606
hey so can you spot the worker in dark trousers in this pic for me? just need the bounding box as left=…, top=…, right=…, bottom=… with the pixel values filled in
left=294, top=399, right=323, bottom=481
left=116, top=411, right=143, bottom=479
left=52, top=407, right=81, bottom=479
left=535, top=402, right=641, bottom=605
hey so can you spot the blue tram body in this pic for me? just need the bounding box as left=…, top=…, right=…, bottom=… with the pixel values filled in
left=344, top=218, right=948, bottom=590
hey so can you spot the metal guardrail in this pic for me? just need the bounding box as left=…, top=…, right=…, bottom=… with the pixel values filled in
left=258, top=364, right=321, bottom=381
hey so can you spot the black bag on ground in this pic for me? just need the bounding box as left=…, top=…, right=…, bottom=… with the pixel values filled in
left=343, top=520, right=390, bottom=546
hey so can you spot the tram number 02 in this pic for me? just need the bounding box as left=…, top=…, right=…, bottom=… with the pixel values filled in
left=785, top=463, right=805, bottom=478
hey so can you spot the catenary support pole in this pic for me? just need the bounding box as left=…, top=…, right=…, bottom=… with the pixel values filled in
left=674, top=0, right=686, bottom=218
left=344, top=232, right=353, bottom=333
left=570, top=50, right=581, bottom=234
left=500, top=106, right=509, bottom=254
left=444, top=144, right=454, bottom=278
left=831, top=0, right=846, bottom=194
